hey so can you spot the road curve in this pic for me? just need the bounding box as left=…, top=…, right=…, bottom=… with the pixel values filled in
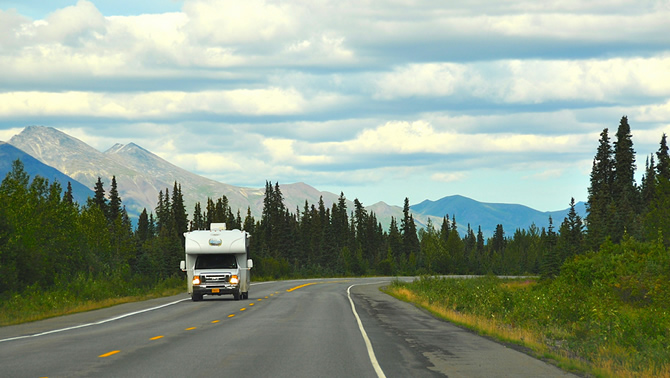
left=0, top=277, right=575, bottom=377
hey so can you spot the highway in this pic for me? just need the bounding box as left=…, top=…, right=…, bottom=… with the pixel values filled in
left=0, top=278, right=575, bottom=377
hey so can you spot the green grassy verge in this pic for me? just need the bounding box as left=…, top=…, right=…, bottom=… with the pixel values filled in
left=0, top=274, right=186, bottom=326
left=384, top=274, right=670, bottom=378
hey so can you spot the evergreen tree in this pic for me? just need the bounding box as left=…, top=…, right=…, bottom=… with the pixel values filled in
left=63, top=181, right=74, bottom=205
left=640, top=155, right=657, bottom=209
left=191, top=202, right=205, bottom=231
left=656, top=133, right=670, bottom=180
left=439, top=216, right=450, bottom=245
left=243, top=207, right=255, bottom=234
left=475, top=226, right=485, bottom=274
left=557, top=198, right=584, bottom=262
left=171, top=182, right=188, bottom=242
left=331, top=192, right=349, bottom=252
left=89, top=177, right=108, bottom=215
left=400, top=197, right=420, bottom=261
left=136, top=208, right=150, bottom=242
left=155, top=189, right=170, bottom=234
left=387, top=216, right=403, bottom=267
left=108, top=176, right=122, bottom=222
left=645, top=134, right=670, bottom=246
left=586, top=128, right=614, bottom=249
left=541, top=217, right=560, bottom=279
left=611, top=116, right=640, bottom=241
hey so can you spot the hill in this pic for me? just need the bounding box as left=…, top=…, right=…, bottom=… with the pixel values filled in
left=6, top=126, right=585, bottom=237
left=0, top=141, right=94, bottom=204
left=411, top=195, right=587, bottom=236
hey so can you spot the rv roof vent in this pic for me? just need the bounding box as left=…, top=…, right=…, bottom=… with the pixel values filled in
left=210, top=223, right=226, bottom=231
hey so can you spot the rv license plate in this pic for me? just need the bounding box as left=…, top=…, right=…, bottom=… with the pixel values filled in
left=212, top=288, right=220, bottom=293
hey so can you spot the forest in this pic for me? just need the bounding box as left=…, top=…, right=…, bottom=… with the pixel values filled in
left=0, top=116, right=669, bottom=316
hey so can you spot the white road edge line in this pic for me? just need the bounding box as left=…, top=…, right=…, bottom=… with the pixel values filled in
left=348, top=282, right=387, bottom=378
left=0, top=298, right=190, bottom=343
left=0, top=282, right=274, bottom=343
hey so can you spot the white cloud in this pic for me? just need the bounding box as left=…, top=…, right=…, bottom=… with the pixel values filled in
left=431, top=172, right=466, bottom=183
left=373, top=56, right=670, bottom=103
left=375, top=63, right=466, bottom=99
left=342, top=120, right=589, bottom=155
left=1, top=0, right=668, bottom=212
left=182, top=0, right=299, bottom=44
left=0, top=127, right=24, bottom=142
left=0, top=88, right=311, bottom=118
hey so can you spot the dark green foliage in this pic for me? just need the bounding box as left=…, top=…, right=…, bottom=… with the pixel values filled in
left=2, top=116, right=669, bottom=304
left=611, top=116, right=641, bottom=241
left=394, top=237, right=670, bottom=375
left=541, top=217, right=560, bottom=279
left=556, top=197, right=584, bottom=263
left=401, top=197, right=420, bottom=260
left=586, top=128, right=614, bottom=249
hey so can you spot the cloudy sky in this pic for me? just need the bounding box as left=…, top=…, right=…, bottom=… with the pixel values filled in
left=1, top=0, right=669, bottom=212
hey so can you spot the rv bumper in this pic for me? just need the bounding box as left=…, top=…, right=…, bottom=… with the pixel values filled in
left=193, top=284, right=240, bottom=296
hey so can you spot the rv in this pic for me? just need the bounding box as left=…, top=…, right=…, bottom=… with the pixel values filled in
left=180, top=223, right=252, bottom=301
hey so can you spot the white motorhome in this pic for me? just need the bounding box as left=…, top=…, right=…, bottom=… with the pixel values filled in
left=180, top=223, right=253, bottom=301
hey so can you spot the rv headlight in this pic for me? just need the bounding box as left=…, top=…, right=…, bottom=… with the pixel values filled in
left=193, top=276, right=201, bottom=285
left=230, top=275, right=239, bottom=285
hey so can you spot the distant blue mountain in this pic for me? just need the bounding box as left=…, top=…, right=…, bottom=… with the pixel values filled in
left=0, top=142, right=93, bottom=204
left=411, top=195, right=587, bottom=237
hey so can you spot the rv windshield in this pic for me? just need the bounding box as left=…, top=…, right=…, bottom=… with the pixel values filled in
left=195, top=254, right=238, bottom=269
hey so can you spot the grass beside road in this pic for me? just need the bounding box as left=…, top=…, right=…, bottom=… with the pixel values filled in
left=384, top=275, right=670, bottom=378
left=0, top=275, right=185, bottom=326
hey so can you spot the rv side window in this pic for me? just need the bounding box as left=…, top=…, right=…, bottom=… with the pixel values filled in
left=195, top=254, right=238, bottom=269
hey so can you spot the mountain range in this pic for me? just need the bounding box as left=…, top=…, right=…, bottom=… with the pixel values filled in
left=2, top=126, right=586, bottom=237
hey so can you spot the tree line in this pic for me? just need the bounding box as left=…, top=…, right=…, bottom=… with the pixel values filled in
left=1, top=116, right=669, bottom=297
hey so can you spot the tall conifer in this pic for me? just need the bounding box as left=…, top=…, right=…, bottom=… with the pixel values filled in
left=586, top=128, right=614, bottom=249
left=612, top=116, right=640, bottom=241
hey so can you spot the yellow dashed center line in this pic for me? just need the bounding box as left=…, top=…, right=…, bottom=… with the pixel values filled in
left=96, top=292, right=277, bottom=361
left=287, top=283, right=316, bottom=292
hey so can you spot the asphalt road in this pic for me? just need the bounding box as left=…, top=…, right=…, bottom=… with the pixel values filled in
left=0, top=277, right=575, bottom=377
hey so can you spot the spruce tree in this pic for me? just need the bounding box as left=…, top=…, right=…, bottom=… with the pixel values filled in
left=656, top=133, right=670, bottom=180
left=586, top=128, right=614, bottom=249
left=640, top=155, right=657, bottom=209
left=108, top=176, right=122, bottom=222
left=136, top=208, right=150, bottom=242
left=400, top=197, right=420, bottom=260
left=541, top=217, right=560, bottom=279
left=645, top=134, right=670, bottom=246
left=243, top=207, right=255, bottom=234
left=439, top=216, right=450, bottom=244
left=90, top=177, right=108, bottom=215
left=191, top=202, right=204, bottom=230
left=171, top=182, right=188, bottom=243
left=611, top=116, right=640, bottom=241
left=63, top=182, right=74, bottom=205
left=557, top=198, right=584, bottom=262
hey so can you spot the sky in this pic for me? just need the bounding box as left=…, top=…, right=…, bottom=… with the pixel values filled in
left=0, top=0, right=669, bottom=212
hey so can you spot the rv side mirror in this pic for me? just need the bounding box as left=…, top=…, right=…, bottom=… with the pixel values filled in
left=180, top=260, right=186, bottom=271
left=247, top=259, right=253, bottom=269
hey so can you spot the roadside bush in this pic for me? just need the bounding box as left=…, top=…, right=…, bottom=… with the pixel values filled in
left=391, top=237, right=670, bottom=376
